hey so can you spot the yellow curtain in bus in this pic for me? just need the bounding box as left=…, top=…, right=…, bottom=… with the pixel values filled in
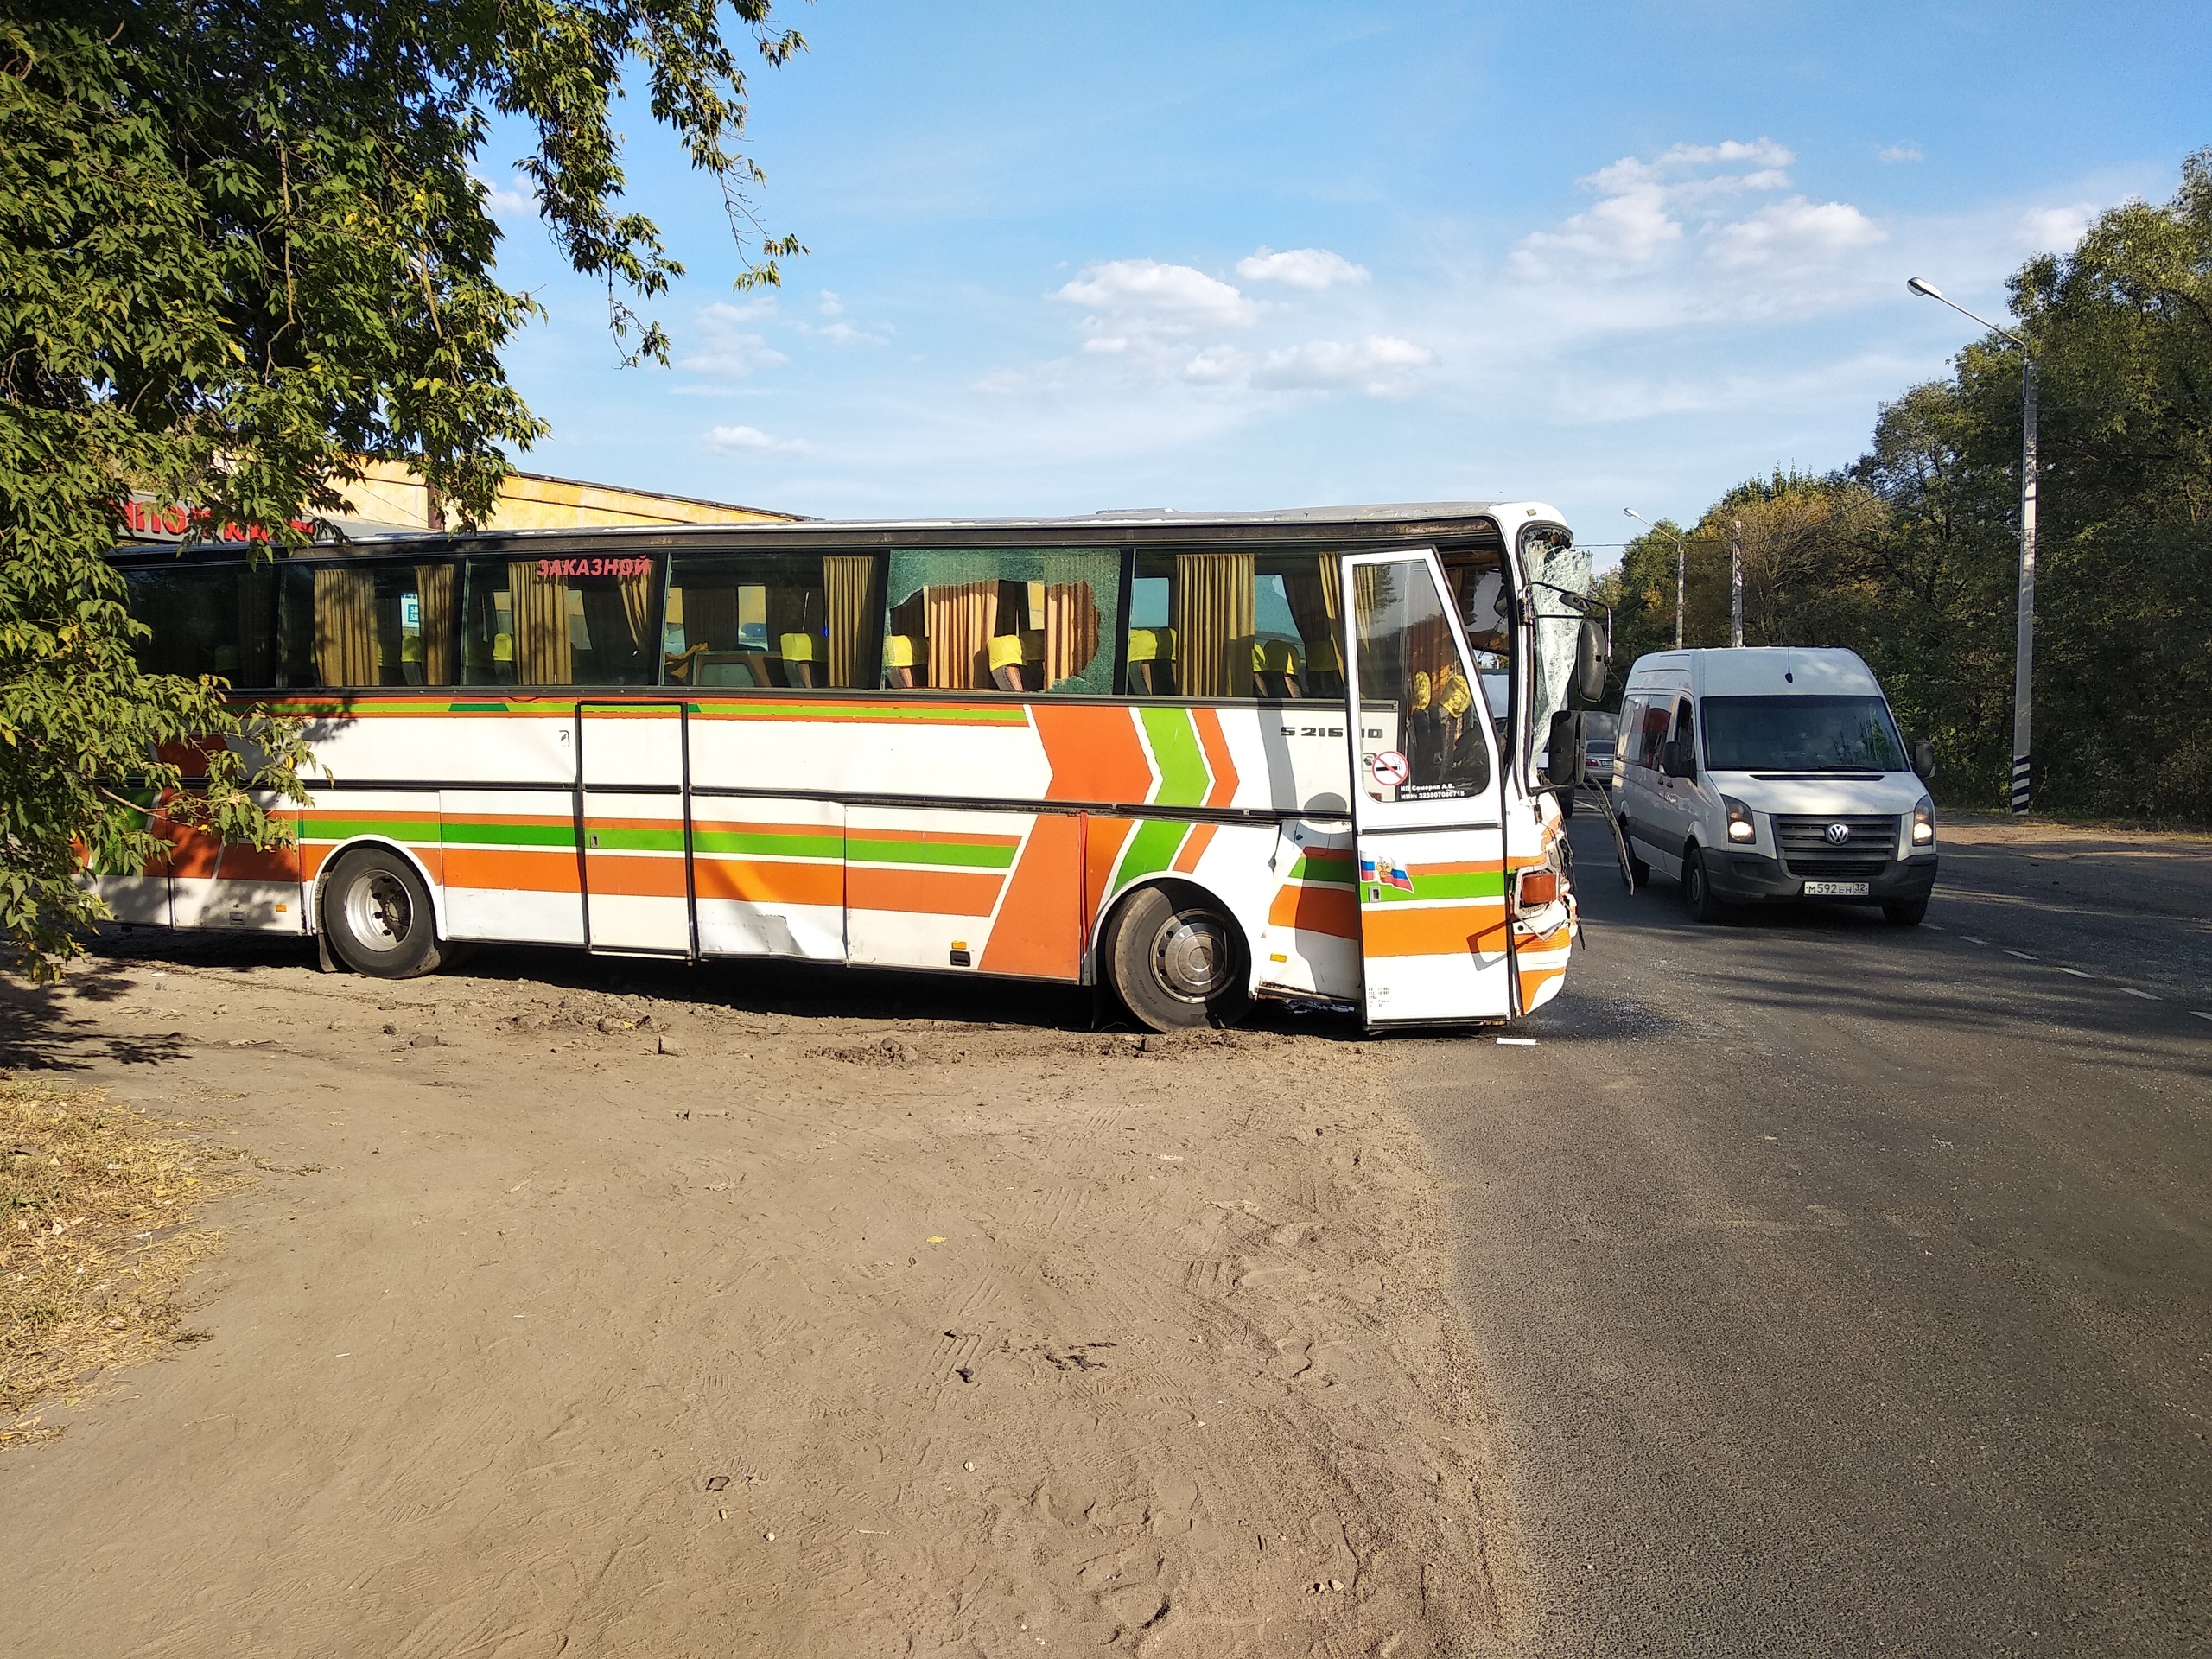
left=620, top=565, right=653, bottom=651
left=414, top=563, right=455, bottom=684
left=313, top=566, right=378, bottom=688
left=1173, top=551, right=1254, bottom=698
left=925, top=580, right=1000, bottom=690
left=508, top=560, right=572, bottom=684
left=1040, top=582, right=1099, bottom=689
left=824, top=556, right=873, bottom=687
left=1283, top=556, right=1338, bottom=652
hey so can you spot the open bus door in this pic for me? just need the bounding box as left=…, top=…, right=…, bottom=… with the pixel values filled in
left=1339, top=549, right=1513, bottom=1027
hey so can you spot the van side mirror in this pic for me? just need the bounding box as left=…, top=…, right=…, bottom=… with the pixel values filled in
left=1548, top=710, right=1587, bottom=785
left=1573, top=616, right=1610, bottom=706
left=1912, top=738, right=1938, bottom=779
left=1663, top=735, right=1697, bottom=779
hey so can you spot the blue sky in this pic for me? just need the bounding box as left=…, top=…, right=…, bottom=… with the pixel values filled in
left=478, top=1, right=2209, bottom=569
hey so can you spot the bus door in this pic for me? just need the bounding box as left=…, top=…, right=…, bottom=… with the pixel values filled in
left=577, top=702, right=695, bottom=956
left=1340, top=550, right=1511, bottom=1026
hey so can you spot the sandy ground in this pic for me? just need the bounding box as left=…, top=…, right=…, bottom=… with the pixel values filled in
left=0, top=939, right=1521, bottom=1658
left=1936, top=810, right=2212, bottom=920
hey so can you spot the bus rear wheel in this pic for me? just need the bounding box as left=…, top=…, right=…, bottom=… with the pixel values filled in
left=321, top=847, right=445, bottom=978
left=1105, top=887, right=1248, bottom=1033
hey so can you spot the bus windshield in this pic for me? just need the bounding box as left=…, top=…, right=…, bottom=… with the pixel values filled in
left=1700, top=695, right=1905, bottom=772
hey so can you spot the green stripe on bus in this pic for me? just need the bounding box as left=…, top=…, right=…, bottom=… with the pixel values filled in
left=689, top=702, right=1029, bottom=725
left=691, top=829, right=842, bottom=859
left=583, top=826, right=686, bottom=854
left=1138, top=707, right=1209, bottom=806
left=846, top=836, right=1018, bottom=869
left=441, top=820, right=577, bottom=849
left=305, top=817, right=440, bottom=842
left=1287, top=853, right=1357, bottom=885
left=1366, top=869, right=1509, bottom=903
left=1109, top=817, right=1190, bottom=894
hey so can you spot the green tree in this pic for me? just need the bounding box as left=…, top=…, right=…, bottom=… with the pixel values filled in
left=1, top=0, right=804, bottom=978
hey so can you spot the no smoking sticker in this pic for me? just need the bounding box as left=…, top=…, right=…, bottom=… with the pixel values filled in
left=1369, top=750, right=1410, bottom=788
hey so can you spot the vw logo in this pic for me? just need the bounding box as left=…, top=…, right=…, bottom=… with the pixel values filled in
left=1823, top=822, right=1853, bottom=844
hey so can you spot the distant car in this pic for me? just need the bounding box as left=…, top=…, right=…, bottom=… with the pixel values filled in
left=1581, top=710, right=1618, bottom=795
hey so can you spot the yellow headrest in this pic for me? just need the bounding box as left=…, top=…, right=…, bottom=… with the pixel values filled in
left=1411, top=671, right=1433, bottom=711
left=988, top=634, right=1027, bottom=671
left=779, top=632, right=815, bottom=662
left=1252, top=639, right=1299, bottom=674
left=1305, top=635, right=1341, bottom=673
left=1435, top=664, right=1475, bottom=718
left=493, top=631, right=513, bottom=661
left=1128, top=627, right=1177, bottom=663
left=883, top=634, right=917, bottom=668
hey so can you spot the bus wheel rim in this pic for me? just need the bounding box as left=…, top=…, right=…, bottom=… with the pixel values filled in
left=344, top=871, right=413, bottom=952
left=1153, top=914, right=1229, bottom=1002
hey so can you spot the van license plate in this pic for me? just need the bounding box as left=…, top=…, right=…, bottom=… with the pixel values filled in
left=1802, top=880, right=1870, bottom=897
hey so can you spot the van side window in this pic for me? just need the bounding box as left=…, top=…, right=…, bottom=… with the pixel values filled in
left=1629, top=696, right=1671, bottom=769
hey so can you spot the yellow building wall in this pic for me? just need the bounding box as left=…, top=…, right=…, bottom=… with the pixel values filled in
left=346, top=460, right=797, bottom=531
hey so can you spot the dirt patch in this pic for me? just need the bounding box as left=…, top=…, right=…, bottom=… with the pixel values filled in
left=0, top=947, right=1522, bottom=1656
left=1, top=1078, right=249, bottom=1447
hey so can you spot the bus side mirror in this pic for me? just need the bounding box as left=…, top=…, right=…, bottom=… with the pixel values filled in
left=1573, top=617, right=1610, bottom=706
left=1548, top=710, right=1587, bottom=785
left=1913, top=738, right=1937, bottom=779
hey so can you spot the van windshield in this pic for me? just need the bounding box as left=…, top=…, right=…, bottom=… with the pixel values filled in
left=1700, top=695, right=1905, bottom=772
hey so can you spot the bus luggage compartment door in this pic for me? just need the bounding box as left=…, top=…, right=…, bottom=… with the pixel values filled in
left=577, top=702, right=695, bottom=957
left=1340, top=550, right=1511, bottom=1026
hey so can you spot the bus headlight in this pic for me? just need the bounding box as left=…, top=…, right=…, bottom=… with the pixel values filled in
left=1912, top=796, right=1936, bottom=847
left=1722, top=796, right=1756, bottom=843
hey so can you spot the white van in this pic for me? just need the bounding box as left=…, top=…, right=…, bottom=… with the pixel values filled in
left=1612, top=647, right=1938, bottom=924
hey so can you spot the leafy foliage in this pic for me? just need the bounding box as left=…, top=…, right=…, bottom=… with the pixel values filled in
left=0, top=0, right=803, bottom=977
left=1603, top=149, right=2212, bottom=822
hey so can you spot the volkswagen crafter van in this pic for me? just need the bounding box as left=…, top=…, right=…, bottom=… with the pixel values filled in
left=1612, top=647, right=1938, bottom=925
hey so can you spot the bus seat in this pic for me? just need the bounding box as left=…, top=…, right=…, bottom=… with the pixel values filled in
left=697, top=655, right=757, bottom=687
left=493, top=630, right=517, bottom=684
left=779, top=632, right=817, bottom=689
left=988, top=633, right=1032, bottom=693
left=400, top=633, right=425, bottom=685
left=664, top=643, right=709, bottom=684
left=1302, top=634, right=1344, bottom=696
left=1253, top=638, right=1302, bottom=699
left=883, top=632, right=919, bottom=690
left=1128, top=627, right=1179, bottom=696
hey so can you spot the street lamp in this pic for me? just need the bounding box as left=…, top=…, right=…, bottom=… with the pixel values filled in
left=1908, top=276, right=2037, bottom=815
left=1624, top=508, right=1688, bottom=649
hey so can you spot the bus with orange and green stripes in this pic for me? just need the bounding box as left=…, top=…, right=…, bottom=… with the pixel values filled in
left=102, top=504, right=1580, bottom=1031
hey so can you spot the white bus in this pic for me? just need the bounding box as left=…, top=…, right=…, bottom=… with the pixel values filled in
left=103, top=504, right=1582, bottom=1031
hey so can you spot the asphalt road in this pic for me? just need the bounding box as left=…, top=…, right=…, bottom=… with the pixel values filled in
left=1406, top=810, right=2212, bottom=1658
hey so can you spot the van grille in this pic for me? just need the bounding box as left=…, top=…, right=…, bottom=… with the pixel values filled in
left=1775, top=813, right=1897, bottom=881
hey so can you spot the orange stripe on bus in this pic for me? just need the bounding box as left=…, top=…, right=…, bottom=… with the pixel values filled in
left=980, top=814, right=1082, bottom=981
left=694, top=858, right=843, bottom=908
left=1037, top=704, right=1156, bottom=804
left=1268, top=880, right=1358, bottom=940
left=1359, top=902, right=1510, bottom=958
left=1171, top=822, right=1217, bottom=874
left=847, top=866, right=1005, bottom=917
left=1083, top=816, right=1139, bottom=922
left=582, top=855, right=690, bottom=899
left=1192, top=708, right=1240, bottom=807
left=441, top=847, right=580, bottom=893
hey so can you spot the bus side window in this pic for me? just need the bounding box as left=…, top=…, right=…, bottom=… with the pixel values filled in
left=664, top=552, right=880, bottom=690
left=881, top=550, right=1117, bottom=694
left=1127, top=550, right=1345, bottom=700
left=124, top=563, right=275, bottom=686
left=280, top=561, right=458, bottom=689
left=461, top=556, right=659, bottom=687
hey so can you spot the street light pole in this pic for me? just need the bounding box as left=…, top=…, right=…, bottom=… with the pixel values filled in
left=1623, top=508, right=1688, bottom=649
left=1909, top=276, right=2037, bottom=814
left=1731, top=517, right=1744, bottom=648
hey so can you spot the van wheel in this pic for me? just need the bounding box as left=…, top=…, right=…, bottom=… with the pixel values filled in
left=321, top=847, right=445, bottom=978
left=1620, top=817, right=1651, bottom=887
left=1682, top=848, right=1729, bottom=924
left=1105, top=887, right=1248, bottom=1033
left=1883, top=899, right=1928, bottom=925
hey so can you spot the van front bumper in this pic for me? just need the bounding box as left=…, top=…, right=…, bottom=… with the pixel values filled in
left=1706, top=850, right=1939, bottom=905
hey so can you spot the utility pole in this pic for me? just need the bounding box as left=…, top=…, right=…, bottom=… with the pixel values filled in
left=1623, top=508, right=1688, bottom=649
left=1910, top=277, right=2037, bottom=814
left=1730, top=517, right=1744, bottom=648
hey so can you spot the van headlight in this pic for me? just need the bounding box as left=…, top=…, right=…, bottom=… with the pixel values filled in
left=1722, top=795, right=1756, bottom=843
left=1912, top=796, right=1936, bottom=848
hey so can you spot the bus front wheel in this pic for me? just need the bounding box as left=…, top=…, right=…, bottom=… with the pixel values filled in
left=1105, top=887, right=1249, bottom=1033
left=321, top=847, right=445, bottom=978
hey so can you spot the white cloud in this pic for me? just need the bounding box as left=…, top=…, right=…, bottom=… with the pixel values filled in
left=1181, top=335, right=1433, bottom=398
left=1707, top=197, right=1885, bottom=269
left=1510, top=137, right=1809, bottom=280
left=2018, top=202, right=2099, bottom=251
left=1878, top=142, right=1924, bottom=163
left=1052, top=259, right=1256, bottom=330
left=817, top=289, right=844, bottom=317
left=679, top=301, right=791, bottom=378
left=702, top=424, right=811, bottom=456
left=1235, top=246, right=1371, bottom=289
left=474, top=174, right=537, bottom=219
left=801, top=319, right=892, bottom=346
